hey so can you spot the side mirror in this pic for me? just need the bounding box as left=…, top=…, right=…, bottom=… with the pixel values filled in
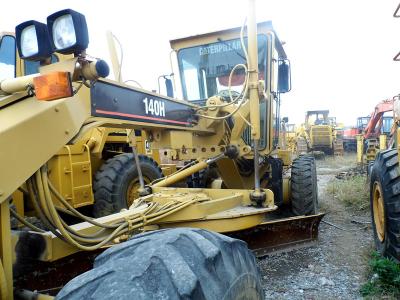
left=165, top=77, right=174, bottom=98
left=278, top=59, right=291, bottom=93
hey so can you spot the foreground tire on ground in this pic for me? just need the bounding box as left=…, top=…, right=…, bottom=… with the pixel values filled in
left=370, top=149, right=400, bottom=261
left=290, top=155, right=318, bottom=215
left=56, top=228, right=264, bottom=300
left=93, top=153, right=163, bottom=217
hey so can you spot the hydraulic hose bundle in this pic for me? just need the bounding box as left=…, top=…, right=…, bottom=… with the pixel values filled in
left=12, top=165, right=196, bottom=251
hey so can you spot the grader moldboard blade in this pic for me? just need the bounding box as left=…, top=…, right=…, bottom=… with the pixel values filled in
left=231, top=213, right=325, bottom=257
left=14, top=213, right=324, bottom=294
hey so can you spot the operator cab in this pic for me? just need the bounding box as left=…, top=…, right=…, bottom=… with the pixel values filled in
left=170, top=21, right=291, bottom=152
left=170, top=21, right=289, bottom=102
left=357, top=116, right=370, bottom=131
left=305, top=110, right=330, bottom=127
left=174, top=34, right=267, bottom=102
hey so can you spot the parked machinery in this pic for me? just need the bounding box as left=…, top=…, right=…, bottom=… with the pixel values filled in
left=356, top=99, right=395, bottom=166
left=344, top=116, right=393, bottom=153
left=343, top=117, right=369, bottom=152
left=297, top=110, right=343, bottom=155
left=0, top=2, right=323, bottom=298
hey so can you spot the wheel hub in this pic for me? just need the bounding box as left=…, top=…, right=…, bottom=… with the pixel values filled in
left=373, top=182, right=385, bottom=242
left=127, top=178, right=149, bottom=207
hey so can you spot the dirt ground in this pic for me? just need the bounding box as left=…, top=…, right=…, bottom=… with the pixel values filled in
left=259, top=154, right=374, bottom=300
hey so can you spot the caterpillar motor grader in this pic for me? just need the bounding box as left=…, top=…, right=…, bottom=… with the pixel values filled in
left=0, top=1, right=323, bottom=299
left=0, top=32, right=166, bottom=221
left=296, top=110, right=343, bottom=155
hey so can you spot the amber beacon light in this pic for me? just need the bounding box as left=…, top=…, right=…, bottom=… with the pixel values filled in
left=33, top=71, right=73, bottom=101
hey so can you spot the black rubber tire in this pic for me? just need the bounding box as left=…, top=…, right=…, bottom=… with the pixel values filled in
left=56, top=228, right=264, bottom=300
left=303, top=155, right=318, bottom=207
left=93, top=153, right=163, bottom=217
left=367, top=161, right=374, bottom=178
left=291, top=155, right=318, bottom=215
left=370, top=149, right=400, bottom=261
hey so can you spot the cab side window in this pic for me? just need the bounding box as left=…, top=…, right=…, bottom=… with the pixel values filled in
left=0, top=35, right=16, bottom=81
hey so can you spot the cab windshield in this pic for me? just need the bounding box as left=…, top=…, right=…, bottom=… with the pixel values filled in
left=177, top=35, right=268, bottom=101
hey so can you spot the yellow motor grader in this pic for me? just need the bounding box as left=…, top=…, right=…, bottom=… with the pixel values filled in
left=0, top=1, right=323, bottom=299
left=1, top=32, right=164, bottom=220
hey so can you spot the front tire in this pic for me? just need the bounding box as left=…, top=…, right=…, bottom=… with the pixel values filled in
left=93, top=153, right=163, bottom=217
left=290, top=155, right=318, bottom=215
left=370, top=149, right=400, bottom=261
left=56, top=228, right=264, bottom=300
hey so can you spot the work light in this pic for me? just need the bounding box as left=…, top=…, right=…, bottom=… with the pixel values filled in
left=15, top=21, right=53, bottom=61
left=47, top=9, right=89, bottom=55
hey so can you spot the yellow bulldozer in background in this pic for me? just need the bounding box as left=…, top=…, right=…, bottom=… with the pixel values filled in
left=296, top=110, right=343, bottom=155
left=0, top=1, right=323, bottom=299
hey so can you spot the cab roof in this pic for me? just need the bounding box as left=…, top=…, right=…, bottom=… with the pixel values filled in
left=170, top=21, right=287, bottom=59
left=306, top=110, right=330, bottom=115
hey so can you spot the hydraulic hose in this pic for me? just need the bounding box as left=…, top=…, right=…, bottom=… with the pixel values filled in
left=23, top=165, right=198, bottom=251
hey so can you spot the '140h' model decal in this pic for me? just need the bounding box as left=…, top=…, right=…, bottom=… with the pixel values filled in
left=91, top=81, right=195, bottom=127
left=142, top=98, right=165, bottom=117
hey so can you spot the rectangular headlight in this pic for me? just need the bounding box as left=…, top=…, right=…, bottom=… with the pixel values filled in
left=47, top=9, right=89, bottom=55
left=20, top=25, right=39, bottom=57
left=52, top=14, right=77, bottom=50
left=15, top=20, right=53, bottom=61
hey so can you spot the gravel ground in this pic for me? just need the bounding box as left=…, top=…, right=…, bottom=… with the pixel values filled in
left=259, top=155, right=373, bottom=300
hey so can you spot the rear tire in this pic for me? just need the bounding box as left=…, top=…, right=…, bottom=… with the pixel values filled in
left=290, top=155, right=318, bottom=215
left=56, top=228, right=264, bottom=300
left=93, top=153, right=163, bottom=217
left=370, top=149, right=400, bottom=261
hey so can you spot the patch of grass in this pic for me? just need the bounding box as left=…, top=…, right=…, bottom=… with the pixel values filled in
left=326, top=175, right=369, bottom=210
left=317, top=153, right=357, bottom=169
left=361, top=252, right=400, bottom=299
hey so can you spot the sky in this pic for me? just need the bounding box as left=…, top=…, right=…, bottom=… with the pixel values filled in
left=1, top=0, right=399, bottom=126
